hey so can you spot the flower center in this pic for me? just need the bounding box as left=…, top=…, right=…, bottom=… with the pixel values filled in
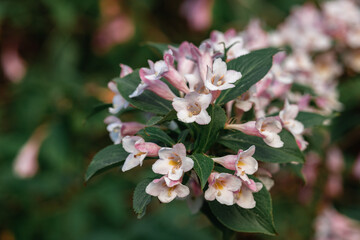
left=211, top=75, right=225, bottom=86
left=187, top=102, right=201, bottom=117
left=134, top=151, right=146, bottom=158
left=169, top=153, right=182, bottom=171
left=214, top=179, right=225, bottom=190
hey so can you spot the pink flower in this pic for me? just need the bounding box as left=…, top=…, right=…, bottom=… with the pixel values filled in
left=104, top=116, right=145, bottom=144
left=226, top=117, right=284, bottom=148
left=180, top=0, right=213, bottom=32
left=172, top=91, right=212, bottom=125
left=13, top=125, right=48, bottom=178
left=146, top=176, right=190, bottom=203
left=152, top=143, right=194, bottom=181
left=279, top=100, right=304, bottom=135
left=213, top=146, right=258, bottom=184
left=204, top=172, right=242, bottom=205
left=234, top=180, right=263, bottom=209
left=121, top=136, right=160, bottom=172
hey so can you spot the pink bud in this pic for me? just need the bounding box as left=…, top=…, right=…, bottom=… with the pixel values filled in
left=13, top=125, right=48, bottom=178
left=163, top=52, right=190, bottom=93
left=135, top=142, right=161, bottom=157
left=139, top=68, right=177, bottom=101
left=213, top=155, right=237, bottom=171
left=226, top=121, right=262, bottom=137
left=119, top=64, right=133, bottom=78
left=121, top=122, right=145, bottom=136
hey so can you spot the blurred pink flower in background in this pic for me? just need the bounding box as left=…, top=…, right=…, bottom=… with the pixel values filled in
left=1, top=41, right=27, bottom=83
left=299, top=152, right=321, bottom=204
left=180, top=0, right=214, bottom=32
left=352, top=152, right=360, bottom=180
left=13, top=124, right=48, bottom=178
left=325, top=146, right=344, bottom=198
left=93, top=0, right=135, bottom=54
left=314, top=206, right=360, bottom=240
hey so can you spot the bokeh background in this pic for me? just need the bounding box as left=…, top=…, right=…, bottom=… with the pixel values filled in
left=1, top=0, right=360, bottom=239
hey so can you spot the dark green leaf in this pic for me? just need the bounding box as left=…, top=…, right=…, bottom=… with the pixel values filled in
left=218, top=130, right=304, bottom=163
left=86, top=103, right=112, bottom=120
left=85, top=144, right=128, bottom=182
left=115, top=70, right=173, bottom=115
left=193, top=105, right=227, bottom=153
left=209, top=178, right=277, bottom=235
left=137, top=126, right=175, bottom=146
left=217, top=48, right=279, bottom=104
left=146, top=110, right=177, bottom=127
left=189, top=154, right=214, bottom=189
left=133, top=178, right=153, bottom=219
left=296, top=111, right=329, bottom=128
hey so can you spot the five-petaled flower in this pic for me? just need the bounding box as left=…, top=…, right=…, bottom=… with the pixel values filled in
left=145, top=176, right=190, bottom=203
left=152, top=143, right=194, bottom=181
left=122, top=136, right=160, bottom=172
left=204, top=172, right=242, bottom=205
left=172, top=92, right=212, bottom=125
left=205, top=58, right=242, bottom=91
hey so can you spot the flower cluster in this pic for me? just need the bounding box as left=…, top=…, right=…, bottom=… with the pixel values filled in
left=89, top=0, right=355, bottom=227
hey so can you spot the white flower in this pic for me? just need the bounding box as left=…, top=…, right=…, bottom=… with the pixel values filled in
left=143, top=60, right=169, bottom=81
left=204, top=172, right=242, bottom=205
left=255, top=117, right=284, bottom=148
left=172, top=91, right=212, bottom=125
left=234, top=146, right=258, bottom=183
left=108, top=81, right=129, bottom=114
left=122, top=136, right=147, bottom=172
left=279, top=100, right=304, bottom=135
left=205, top=58, right=242, bottom=91
left=145, top=176, right=190, bottom=203
left=105, top=116, right=123, bottom=144
left=234, top=181, right=263, bottom=209
left=152, top=143, right=194, bottom=181
left=129, top=82, right=148, bottom=98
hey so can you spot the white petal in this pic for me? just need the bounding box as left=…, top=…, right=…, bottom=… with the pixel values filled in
left=122, top=136, right=144, bottom=153
left=177, top=110, right=197, bottom=123
left=158, top=188, right=177, bottom=203
left=168, top=168, right=184, bottom=181
left=129, top=82, right=148, bottom=98
left=235, top=187, right=256, bottom=209
left=195, top=110, right=211, bottom=125
left=172, top=97, right=188, bottom=112
left=237, top=156, right=258, bottom=175
left=198, top=93, right=212, bottom=108
left=224, top=70, right=242, bottom=84
left=181, top=157, right=194, bottom=172
left=216, top=189, right=234, bottom=205
left=145, top=180, right=164, bottom=196
left=122, top=154, right=141, bottom=172
left=285, top=120, right=304, bottom=135
left=154, top=60, right=168, bottom=76
left=172, top=143, right=187, bottom=157
left=263, top=133, right=284, bottom=148
left=204, top=187, right=217, bottom=201
left=158, top=147, right=173, bottom=160
left=152, top=159, right=173, bottom=175
left=212, top=58, right=227, bottom=76
left=175, top=184, right=190, bottom=198
left=221, top=173, right=242, bottom=192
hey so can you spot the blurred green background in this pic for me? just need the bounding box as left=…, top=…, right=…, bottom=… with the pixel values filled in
left=1, top=0, right=359, bottom=239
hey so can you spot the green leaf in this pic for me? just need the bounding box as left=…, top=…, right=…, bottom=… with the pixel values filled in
left=137, top=126, right=175, bottom=146
left=217, top=48, right=279, bottom=105
left=218, top=130, right=304, bottom=163
left=146, top=110, right=177, bottom=127
left=133, top=178, right=153, bottom=219
left=86, top=103, right=112, bottom=120
left=189, top=154, right=214, bottom=189
left=209, top=178, right=277, bottom=235
left=85, top=144, right=128, bottom=182
left=115, top=70, right=173, bottom=115
left=296, top=111, right=329, bottom=128
left=193, top=105, right=227, bottom=153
